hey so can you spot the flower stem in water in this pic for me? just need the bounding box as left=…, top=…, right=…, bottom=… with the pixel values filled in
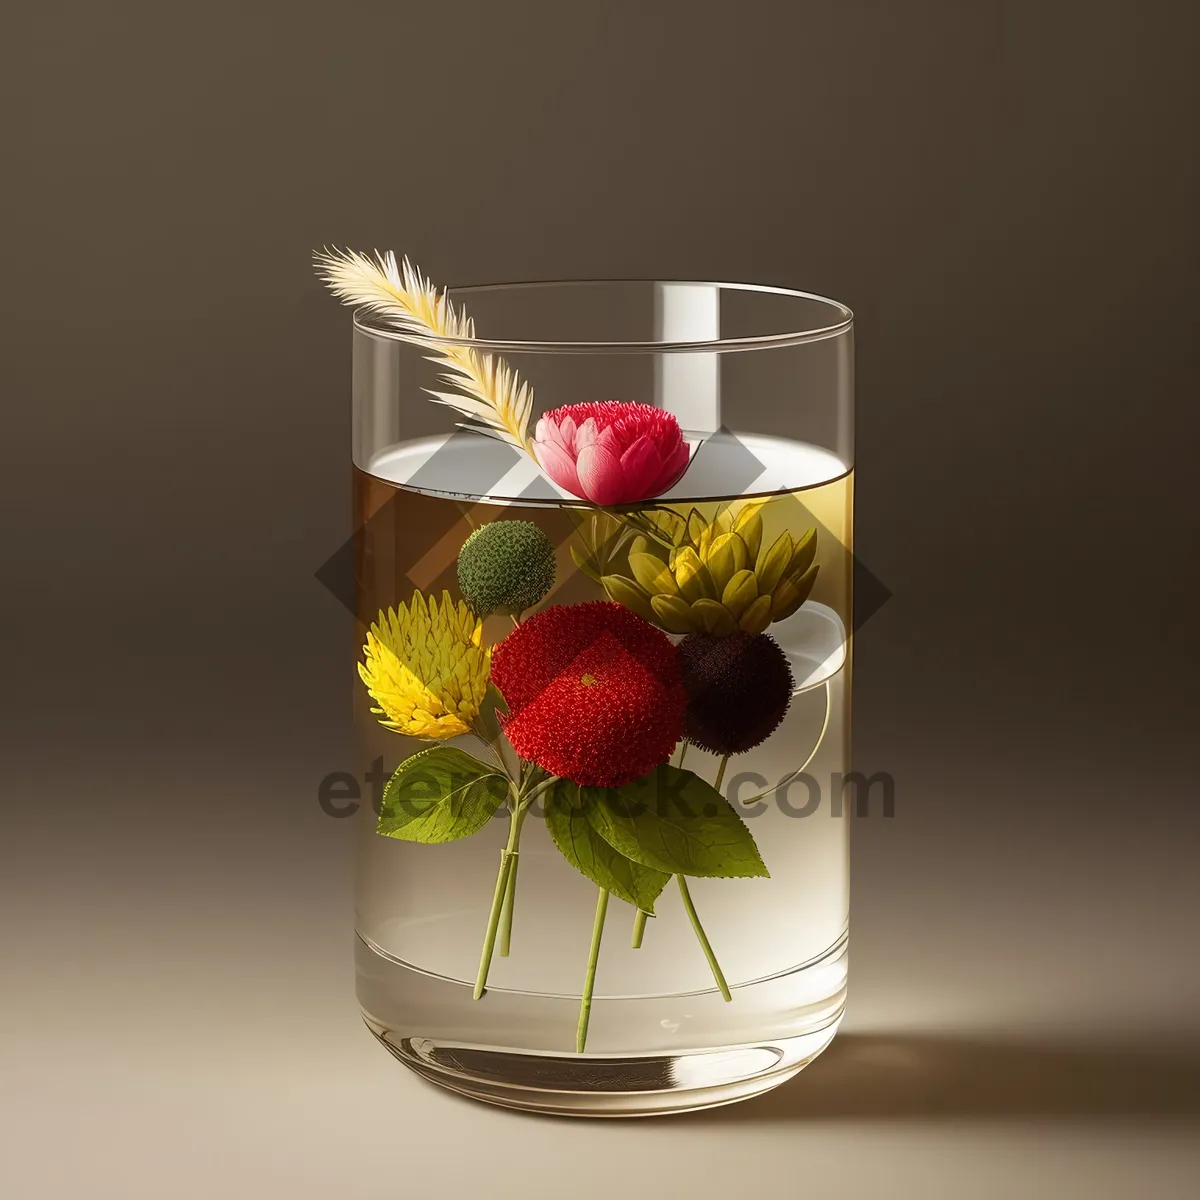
left=713, top=753, right=729, bottom=793
left=631, top=908, right=648, bottom=949
left=677, top=875, right=732, bottom=1002
left=474, top=801, right=529, bottom=998
left=576, top=887, right=610, bottom=1052
left=498, top=780, right=536, bottom=957
left=498, top=850, right=520, bottom=957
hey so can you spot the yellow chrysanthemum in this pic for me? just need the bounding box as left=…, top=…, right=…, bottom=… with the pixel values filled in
left=598, top=501, right=819, bottom=636
left=358, top=591, right=490, bottom=739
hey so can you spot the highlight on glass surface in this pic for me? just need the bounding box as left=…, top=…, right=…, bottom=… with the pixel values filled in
left=317, top=249, right=854, bottom=1116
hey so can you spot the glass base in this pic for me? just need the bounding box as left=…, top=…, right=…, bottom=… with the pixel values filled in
left=365, top=1014, right=843, bottom=1117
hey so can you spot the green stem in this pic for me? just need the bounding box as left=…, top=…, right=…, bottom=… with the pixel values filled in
left=500, top=792, right=534, bottom=955
left=576, top=888, right=610, bottom=1052
left=631, top=908, right=648, bottom=949
left=616, top=511, right=674, bottom=550
left=677, top=875, right=732, bottom=1002
left=473, top=800, right=529, bottom=998
left=498, top=848, right=520, bottom=957
left=524, top=773, right=559, bottom=807
left=675, top=741, right=688, bottom=769
left=713, top=753, right=729, bottom=793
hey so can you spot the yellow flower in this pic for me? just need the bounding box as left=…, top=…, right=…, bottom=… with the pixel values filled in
left=600, top=501, right=819, bottom=636
left=359, top=591, right=490, bottom=739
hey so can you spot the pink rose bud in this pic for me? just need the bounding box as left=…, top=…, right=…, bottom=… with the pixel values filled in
left=533, top=401, right=691, bottom=506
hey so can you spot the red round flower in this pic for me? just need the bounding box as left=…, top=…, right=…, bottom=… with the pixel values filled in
left=491, top=601, right=685, bottom=787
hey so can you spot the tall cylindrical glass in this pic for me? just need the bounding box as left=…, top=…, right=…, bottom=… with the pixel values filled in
left=348, top=280, right=853, bottom=1115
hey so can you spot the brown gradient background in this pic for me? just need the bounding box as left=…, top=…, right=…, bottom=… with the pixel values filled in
left=4, top=1, right=1198, bottom=1196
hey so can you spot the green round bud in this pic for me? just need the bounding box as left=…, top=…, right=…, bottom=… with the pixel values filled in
left=457, top=520, right=556, bottom=617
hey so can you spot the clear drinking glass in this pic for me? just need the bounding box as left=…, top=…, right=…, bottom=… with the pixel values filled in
left=348, top=279, right=853, bottom=1115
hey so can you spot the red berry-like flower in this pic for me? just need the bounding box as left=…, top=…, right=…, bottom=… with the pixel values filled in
left=491, top=601, right=685, bottom=787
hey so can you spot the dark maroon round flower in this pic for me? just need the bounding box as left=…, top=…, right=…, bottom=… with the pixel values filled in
left=678, top=631, right=793, bottom=755
left=491, top=601, right=685, bottom=787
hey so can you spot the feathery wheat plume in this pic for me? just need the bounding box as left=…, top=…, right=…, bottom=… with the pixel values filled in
left=314, top=248, right=534, bottom=452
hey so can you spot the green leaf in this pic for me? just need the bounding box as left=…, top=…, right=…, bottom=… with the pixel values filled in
left=570, top=541, right=602, bottom=583
left=378, top=746, right=509, bottom=843
left=583, top=764, right=769, bottom=879
left=543, top=781, right=671, bottom=912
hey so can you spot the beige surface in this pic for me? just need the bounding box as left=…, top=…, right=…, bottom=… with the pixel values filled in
left=5, top=1, right=1198, bottom=1193
left=11, top=1033, right=1196, bottom=1200
left=5, top=744, right=1197, bottom=1199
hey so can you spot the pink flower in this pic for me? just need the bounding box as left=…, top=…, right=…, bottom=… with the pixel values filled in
left=533, top=401, right=691, bottom=506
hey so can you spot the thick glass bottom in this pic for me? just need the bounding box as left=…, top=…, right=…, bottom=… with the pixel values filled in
left=359, top=932, right=847, bottom=1116
left=368, top=1020, right=843, bottom=1117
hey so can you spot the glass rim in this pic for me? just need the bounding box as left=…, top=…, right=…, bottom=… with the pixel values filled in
left=352, top=277, right=853, bottom=355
